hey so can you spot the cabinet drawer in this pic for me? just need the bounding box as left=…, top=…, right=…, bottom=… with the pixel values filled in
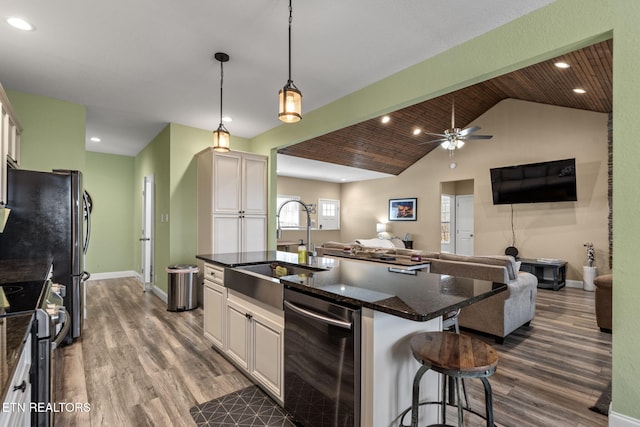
left=204, top=263, right=224, bottom=285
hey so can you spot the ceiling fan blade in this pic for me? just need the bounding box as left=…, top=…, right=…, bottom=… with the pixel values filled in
left=462, top=134, right=493, bottom=140
left=424, top=132, right=448, bottom=138
left=419, top=138, right=448, bottom=145
left=458, top=126, right=481, bottom=136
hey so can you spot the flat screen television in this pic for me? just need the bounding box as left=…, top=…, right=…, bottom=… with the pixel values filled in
left=490, top=158, right=577, bottom=205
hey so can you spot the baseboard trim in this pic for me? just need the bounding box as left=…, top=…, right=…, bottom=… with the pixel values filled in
left=87, top=271, right=139, bottom=281
left=610, top=407, right=640, bottom=427
left=566, top=279, right=584, bottom=289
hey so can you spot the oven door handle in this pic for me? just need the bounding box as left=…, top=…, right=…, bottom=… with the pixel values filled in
left=52, top=309, right=71, bottom=349
left=284, top=300, right=352, bottom=330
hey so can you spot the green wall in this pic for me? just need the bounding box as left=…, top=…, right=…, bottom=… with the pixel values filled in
left=84, top=152, right=135, bottom=273
left=6, top=90, right=86, bottom=172
left=134, top=125, right=171, bottom=292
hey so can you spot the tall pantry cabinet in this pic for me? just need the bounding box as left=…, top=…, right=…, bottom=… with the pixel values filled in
left=197, top=149, right=268, bottom=255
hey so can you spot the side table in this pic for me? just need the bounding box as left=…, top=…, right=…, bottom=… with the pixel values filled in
left=519, top=258, right=567, bottom=291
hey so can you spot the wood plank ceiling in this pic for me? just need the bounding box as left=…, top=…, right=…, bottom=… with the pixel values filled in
left=278, top=40, right=613, bottom=176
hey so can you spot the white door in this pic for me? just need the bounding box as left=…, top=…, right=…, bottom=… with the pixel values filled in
left=242, top=154, right=268, bottom=215
left=455, top=195, right=474, bottom=256
left=213, top=152, right=241, bottom=214
left=141, top=175, right=154, bottom=289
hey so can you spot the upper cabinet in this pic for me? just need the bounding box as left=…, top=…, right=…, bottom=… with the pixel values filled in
left=197, top=149, right=268, bottom=255
left=0, top=83, right=23, bottom=206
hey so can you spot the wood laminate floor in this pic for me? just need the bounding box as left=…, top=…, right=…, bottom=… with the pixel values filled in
left=57, top=278, right=611, bottom=427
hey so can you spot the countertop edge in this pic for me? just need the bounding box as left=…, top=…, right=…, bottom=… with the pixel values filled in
left=281, top=278, right=507, bottom=322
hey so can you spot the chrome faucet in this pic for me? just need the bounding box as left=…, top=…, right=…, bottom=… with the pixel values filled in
left=276, top=199, right=316, bottom=257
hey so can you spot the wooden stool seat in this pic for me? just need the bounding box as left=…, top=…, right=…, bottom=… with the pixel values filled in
left=410, top=332, right=498, bottom=377
left=401, top=332, right=498, bottom=427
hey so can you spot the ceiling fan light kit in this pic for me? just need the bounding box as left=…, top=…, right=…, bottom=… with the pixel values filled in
left=278, top=0, right=302, bottom=123
left=212, top=52, right=231, bottom=152
left=422, top=99, right=493, bottom=154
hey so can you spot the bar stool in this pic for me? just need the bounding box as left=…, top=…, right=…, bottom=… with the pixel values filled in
left=441, top=309, right=469, bottom=409
left=399, top=331, right=498, bottom=427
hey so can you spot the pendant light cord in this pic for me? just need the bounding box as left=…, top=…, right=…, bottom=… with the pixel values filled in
left=287, top=0, right=293, bottom=84
left=219, top=60, right=224, bottom=124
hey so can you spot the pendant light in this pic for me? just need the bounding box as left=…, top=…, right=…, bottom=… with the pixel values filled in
left=278, top=0, right=302, bottom=123
left=212, top=52, right=230, bottom=152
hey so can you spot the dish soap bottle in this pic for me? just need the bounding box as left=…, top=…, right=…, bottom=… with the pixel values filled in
left=298, top=245, right=307, bottom=264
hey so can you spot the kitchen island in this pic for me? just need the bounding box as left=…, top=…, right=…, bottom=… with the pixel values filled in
left=196, top=251, right=506, bottom=426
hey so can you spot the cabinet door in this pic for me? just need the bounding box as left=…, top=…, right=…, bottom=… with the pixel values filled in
left=0, top=105, right=7, bottom=205
left=213, top=215, right=241, bottom=254
left=203, top=280, right=225, bottom=349
left=225, top=298, right=249, bottom=370
left=213, top=152, right=241, bottom=214
left=242, top=154, right=267, bottom=215
left=250, top=313, right=283, bottom=400
left=242, top=216, right=267, bottom=252
left=1, top=334, right=32, bottom=427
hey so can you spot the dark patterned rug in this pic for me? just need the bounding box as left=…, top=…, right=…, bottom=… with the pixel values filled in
left=589, top=381, right=611, bottom=415
left=190, top=385, right=298, bottom=427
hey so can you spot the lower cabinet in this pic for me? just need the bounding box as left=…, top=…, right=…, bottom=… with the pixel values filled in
left=202, top=262, right=284, bottom=404
left=1, top=333, right=32, bottom=427
left=203, top=279, right=226, bottom=349
left=226, top=292, right=284, bottom=403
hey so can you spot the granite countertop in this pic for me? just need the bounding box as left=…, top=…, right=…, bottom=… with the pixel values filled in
left=0, top=258, right=51, bottom=402
left=196, top=251, right=339, bottom=270
left=197, top=251, right=507, bottom=322
left=279, top=258, right=506, bottom=321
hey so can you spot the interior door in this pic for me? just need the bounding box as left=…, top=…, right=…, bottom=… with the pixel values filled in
left=141, top=175, right=154, bottom=289
left=455, top=195, right=474, bottom=256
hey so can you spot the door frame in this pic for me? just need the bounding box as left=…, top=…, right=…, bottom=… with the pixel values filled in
left=141, top=175, right=155, bottom=290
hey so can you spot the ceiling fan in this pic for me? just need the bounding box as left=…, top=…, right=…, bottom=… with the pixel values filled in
left=421, top=99, right=493, bottom=152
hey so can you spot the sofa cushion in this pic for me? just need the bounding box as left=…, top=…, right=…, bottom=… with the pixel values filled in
left=353, top=238, right=397, bottom=249
left=438, top=253, right=518, bottom=280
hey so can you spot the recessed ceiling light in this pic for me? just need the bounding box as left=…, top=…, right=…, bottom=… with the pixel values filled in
left=554, top=61, right=570, bottom=69
left=6, top=17, right=34, bottom=31
left=90, top=137, right=101, bottom=142
left=573, top=88, right=587, bottom=94
left=381, top=116, right=390, bottom=124
left=449, top=162, right=457, bottom=169
left=222, top=116, right=232, bottom=122
left=340, top=178, right=347, bottom=182
left=412, top=128, right=421, bottom=136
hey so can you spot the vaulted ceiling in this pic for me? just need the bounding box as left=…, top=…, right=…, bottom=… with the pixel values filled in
left=278, top=39, right=612, bottom=176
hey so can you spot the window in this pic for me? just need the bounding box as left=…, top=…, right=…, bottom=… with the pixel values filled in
left=277, top=195, right=300, bottom=227
left=441, top=195, right=451, bottom=244
left=318, top=199, right=340, bottom=230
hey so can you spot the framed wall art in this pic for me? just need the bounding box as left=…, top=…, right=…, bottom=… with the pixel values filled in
left=388, top=198, right=417, bottom=221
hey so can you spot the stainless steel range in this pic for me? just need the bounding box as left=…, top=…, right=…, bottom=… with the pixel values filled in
left=33, top=280, right=69, bottom=427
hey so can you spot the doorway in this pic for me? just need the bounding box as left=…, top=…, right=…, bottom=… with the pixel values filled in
left=141, top=175, right=154, bottom=291
left=440, top=180, right=474, bottom=255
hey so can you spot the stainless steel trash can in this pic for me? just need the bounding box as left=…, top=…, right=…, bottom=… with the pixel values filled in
left=166, top=264, right=199, bottom=311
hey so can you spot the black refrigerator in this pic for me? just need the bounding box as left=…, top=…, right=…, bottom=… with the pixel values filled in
left=0, top=168, right=91, bottom=343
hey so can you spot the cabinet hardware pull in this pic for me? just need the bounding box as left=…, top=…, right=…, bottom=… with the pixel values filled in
left=13, top=381, right=26, bottom=393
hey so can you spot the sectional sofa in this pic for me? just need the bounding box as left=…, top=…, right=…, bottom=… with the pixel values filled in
left=317, top=240, right=538, bottom=343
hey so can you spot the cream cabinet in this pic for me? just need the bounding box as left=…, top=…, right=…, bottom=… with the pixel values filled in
left=197, top=149, right=267, bottom=255
left=1, top=332, right=32, bottom=427
left=203, top=264, right=226, bottom=349
left=202, top=260, right=284, bottom=404
left=226, top=290, right=284, bottom=403
left=0, top=83, right=22, bottom=206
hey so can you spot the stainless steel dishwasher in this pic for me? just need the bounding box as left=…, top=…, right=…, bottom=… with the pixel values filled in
left=283, top=287, right=361, bottom=427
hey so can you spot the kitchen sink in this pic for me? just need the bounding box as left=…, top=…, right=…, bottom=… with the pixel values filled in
left=225, top=262, right=324, bottom=310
